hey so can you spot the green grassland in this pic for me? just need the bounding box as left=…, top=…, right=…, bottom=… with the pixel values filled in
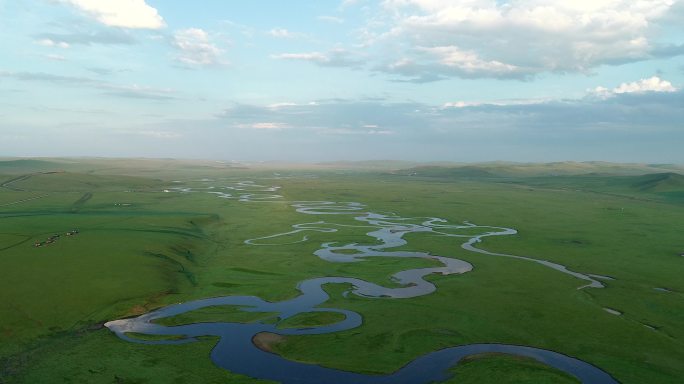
left=446, top=353, right=580, bottom=384
left=1, top=159, right=683, bottom=383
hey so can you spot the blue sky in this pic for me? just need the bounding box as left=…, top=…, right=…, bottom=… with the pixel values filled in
left=1, top=0, right=683, bottom=162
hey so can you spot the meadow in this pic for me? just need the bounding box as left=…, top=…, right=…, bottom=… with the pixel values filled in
left=1, top=158, right=683, bottom=384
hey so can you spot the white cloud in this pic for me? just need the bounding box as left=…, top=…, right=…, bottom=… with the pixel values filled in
left=614, top=76, right=677, bottom=94
left=36, top=39, right=69, bottom=48
left=590, top=76, right=677, bottom=98
left=368, top=129, right=394, bottom=135
left=274, top=52, right=327, bottom=62
left=272, top=49, right=361, bottom=67
left=443, top=101, right=482, bottom=109
left=421, top=46, right=521, bottom=76
left=172, top=28, right=225, bottom=67
left=362, top=0, right=681, bottom=79
left=268, top=28, right=304, bottom=39
left=34, top=31, right=135, bottom=46
left=267, top=102, right=299, bottom=109
left=60, top=0, right=165, bottom=29
left=238, top=122, right=290, bottom=130
left=442, top=98, right=550, bottom=109
left=319, top=126, right=394, bottom=135
left=268, top=28, right=290, bottom=38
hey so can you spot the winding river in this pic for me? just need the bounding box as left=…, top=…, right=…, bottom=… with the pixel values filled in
left=106, top=182, right=619, bottom=384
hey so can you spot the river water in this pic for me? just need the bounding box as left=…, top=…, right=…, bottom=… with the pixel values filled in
left=106, top=182, right=618, bottom=384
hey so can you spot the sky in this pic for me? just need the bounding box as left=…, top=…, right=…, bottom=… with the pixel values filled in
left=1, top=0, right=683, bottom=163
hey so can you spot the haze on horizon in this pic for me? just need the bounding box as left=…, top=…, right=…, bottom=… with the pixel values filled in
left=1, top=0, right=683, bottom=163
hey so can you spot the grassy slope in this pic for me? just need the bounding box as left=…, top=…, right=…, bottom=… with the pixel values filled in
left=1, top=160, right=683, bottom=384
left=277, top=312, right=346, bottom=329
left=446, top=353, right=580, bottom=384
left=396, top=161, right=684, bottom=178
left=0, top=168, right=439, bottom=383
left=269, top=174, right=684, bottom=383
left=9, top=331, right=270, bottom=384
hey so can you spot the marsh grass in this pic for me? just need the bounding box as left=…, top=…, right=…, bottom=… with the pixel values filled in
left=1, top=160, right=683, bottom=383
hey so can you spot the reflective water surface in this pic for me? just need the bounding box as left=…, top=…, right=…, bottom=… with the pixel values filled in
left=106, top=184, right=619, bottom=384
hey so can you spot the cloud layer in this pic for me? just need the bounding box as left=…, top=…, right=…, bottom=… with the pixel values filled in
left=61, top=0, right=165, bottom=29
left=272, top=48, right=361, bottom=67
left=0, top=71, right=176, bottom=100
left=213, top=77, right=683, bottom=142
left=3, top=2, right=683, bottom=162
left=172, top=28, right=225, bottom=67
left=346, top=0, right=684, bottom=80
left=591, top=76, right=678, bottom=98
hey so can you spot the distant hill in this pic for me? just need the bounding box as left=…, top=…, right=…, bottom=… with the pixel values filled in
left=393, top=162, right=684, bottom=178
left=631, top=172, right=684, bottom=192
left=0, top=159, right=69, bottom=173
left=393, top=165, right=495, bottom=178
left=315, top=160, right=429, bottom=170
left=0, top=157, right=246, bottom=177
